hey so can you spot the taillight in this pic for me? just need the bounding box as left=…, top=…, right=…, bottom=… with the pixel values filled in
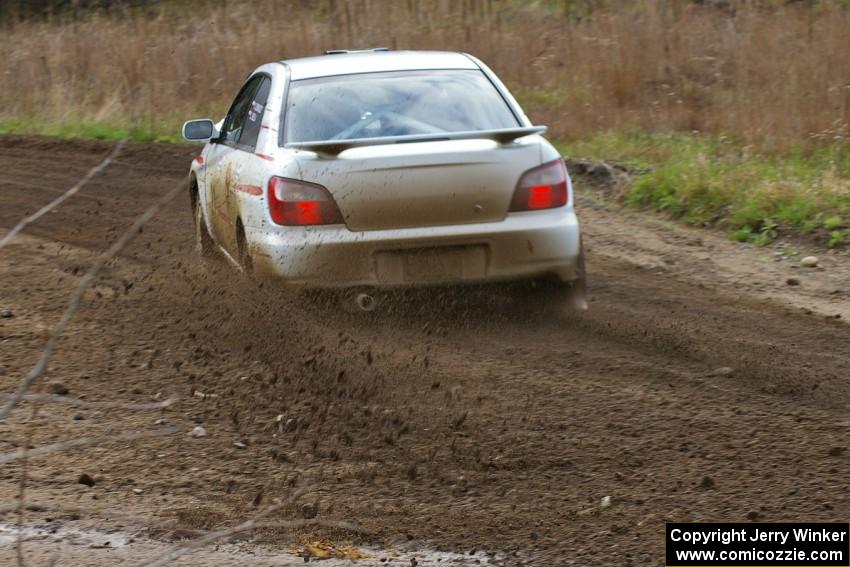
left=267, top=176, right=344, bottom=226
left=509, top=159, right=569, bottom=212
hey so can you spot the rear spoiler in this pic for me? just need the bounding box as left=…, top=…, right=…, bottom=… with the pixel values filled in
left=285, top=126, right=547, bottom=158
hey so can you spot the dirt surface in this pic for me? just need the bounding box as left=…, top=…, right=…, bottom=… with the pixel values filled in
left=1, top=135, right=849, bottom=566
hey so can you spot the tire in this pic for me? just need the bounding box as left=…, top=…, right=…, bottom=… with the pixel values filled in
left=564, top=244, right=588, bottom=312
left=520, top=244, right=588, bottom=316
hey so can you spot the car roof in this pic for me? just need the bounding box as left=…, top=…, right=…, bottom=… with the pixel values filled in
left=282, top=50, right=479, bottom=81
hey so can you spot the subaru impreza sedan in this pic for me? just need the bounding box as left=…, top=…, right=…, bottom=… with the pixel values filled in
left=183, top=49, right=585, bottom=311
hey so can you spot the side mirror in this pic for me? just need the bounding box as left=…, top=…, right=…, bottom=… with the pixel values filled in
left=182, top=119, right=217, bottom=142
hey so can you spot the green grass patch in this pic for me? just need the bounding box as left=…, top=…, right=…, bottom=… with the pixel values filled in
left=0, top=117, right=184, bottom=144
left=558, top=132, right=850, bottom=247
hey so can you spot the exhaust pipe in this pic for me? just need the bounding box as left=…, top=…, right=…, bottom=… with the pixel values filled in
left=355, top=292, right=377, bottom=312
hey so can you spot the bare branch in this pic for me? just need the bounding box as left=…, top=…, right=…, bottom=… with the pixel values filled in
left=0, top=394, right=177, bottom=411
left=0, top=177, right=100, bottom=201
left=140, top=518, right=369, bottom=567
left=0, top=176, right=187, bottom=422
left=0, top=501, right=75, bottom=516
left=0, top=500, right=150, bottom=525
left=0, top=427, right=179, bottom=465
left=15, top=426, right=33, bottom=567
left=138, top=490, right=300, bottom=567
left=0, top=140, right=125, bottom=251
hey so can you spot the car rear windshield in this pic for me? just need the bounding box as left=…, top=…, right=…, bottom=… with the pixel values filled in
left=284, top=69, right=520, bottom=143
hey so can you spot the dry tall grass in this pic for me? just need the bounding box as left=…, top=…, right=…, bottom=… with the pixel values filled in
left=0, top=0, right=849, bottom=148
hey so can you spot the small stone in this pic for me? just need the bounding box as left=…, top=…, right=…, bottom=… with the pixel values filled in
left=828, top=446, right=847, bottom=457
left=47, top=382, right=69, bottom=396
left=709, top=367, right=734, bottom=377
left=132, top=488, right=143, bottom=495
left=189, top=426, right=207, bottom=438
left=800, top=256, right=819, bottom=268
left=233, top=441, right=247, bottom=449
left=77, top=473, right=96, bottom=487
left=153, top=418, right=167, bottom=425
left=600, top=495, right=612, bottom=508
left=785, top=277, right=801, bottom=286
left=89, top=542, right=111, bottom=549
left=0, top=307, right=14, bottom=318
left=746, top=510, right=760, bottom=521
left=700, top=476, right=715, bottom=489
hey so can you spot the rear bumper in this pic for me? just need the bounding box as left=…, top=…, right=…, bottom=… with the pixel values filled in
left=247, top=208, right=582, bottom=289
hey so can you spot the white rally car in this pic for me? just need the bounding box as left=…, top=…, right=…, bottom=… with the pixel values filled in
left=183, top=49, right=585, bottom=311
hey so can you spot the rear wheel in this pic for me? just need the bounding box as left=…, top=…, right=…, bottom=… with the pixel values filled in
left=562, top=244, right=588, bottom=312
left=521, top=244, right=588, bottom=317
